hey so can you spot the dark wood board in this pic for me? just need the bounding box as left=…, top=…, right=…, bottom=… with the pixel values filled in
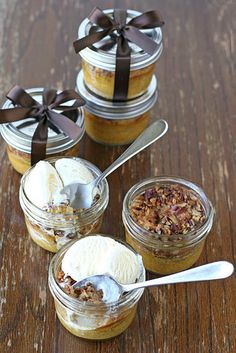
left=0, top=0, right=235, bottom=352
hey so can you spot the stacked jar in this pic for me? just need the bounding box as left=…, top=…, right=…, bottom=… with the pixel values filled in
left=75, top=9, right=163, bottom=145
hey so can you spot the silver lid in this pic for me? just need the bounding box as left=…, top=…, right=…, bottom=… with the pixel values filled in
left=0, top=88, right=85, bottom=154
left=76, top=70, right=158, bottom=120
left=78, top=9, right=163, bottom=71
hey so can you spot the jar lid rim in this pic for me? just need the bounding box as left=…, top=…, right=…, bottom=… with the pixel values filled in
left=122, top=175, right=215, bottom=246
left=78, top=9, right=163, bottom=70
left=76, top=71, right=158, bottom=119
left=0, top=87, right=85, bottom=153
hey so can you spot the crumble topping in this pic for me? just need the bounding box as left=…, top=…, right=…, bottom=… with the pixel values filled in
left=129, top=184, right=206, bottom=235
left=57, top=270, right=104, bottom=303
left=43, top=202, right=74, bottom=214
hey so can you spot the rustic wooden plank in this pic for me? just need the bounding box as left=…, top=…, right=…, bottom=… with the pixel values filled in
left=0, top=0, right=235, bottom=352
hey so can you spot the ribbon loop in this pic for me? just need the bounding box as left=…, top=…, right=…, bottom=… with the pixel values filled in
left=114, top=9, right=127, bottom=30
left=89, top=7, right=115, bottom=28
left=7, top=85, right=38, bottom=108
left=128, top=11, right=164, bottom=29
left=43, top=89, right=57, bottom=106
left=73, top=28, right=111, bottom=53
left=123, top=26, right=158, bottom=55
left=50, top=89, right=85, bottom=109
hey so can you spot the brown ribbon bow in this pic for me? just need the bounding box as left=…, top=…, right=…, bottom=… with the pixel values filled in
left=73, top=7, right=164, bottom=101
left=0, top=86, right=85, bottom=165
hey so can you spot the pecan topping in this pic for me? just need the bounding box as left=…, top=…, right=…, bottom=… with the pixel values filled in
left=74, top=283, right=103, bottom=303
left=129, top=184, right=206, bottom=235
left=57, top=270, right=104, bottom=303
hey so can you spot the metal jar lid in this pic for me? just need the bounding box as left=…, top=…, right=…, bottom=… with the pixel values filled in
left=78, top=9, right=163, bottom=71
left=76, top=70, right=158, bottom=120
left=0, top=88, right=85, bottom=154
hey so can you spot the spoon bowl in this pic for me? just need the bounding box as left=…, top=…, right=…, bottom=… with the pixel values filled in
left=73, top=261, right=234, bottom=303
left=60, top=119, right=168, bottom=209
left=60, top=179, right=98, bottom=209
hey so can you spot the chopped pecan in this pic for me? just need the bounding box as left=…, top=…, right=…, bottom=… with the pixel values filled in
left=129, top=184, right=206, bottom=236
left=57, top=270, right=104, bottom=303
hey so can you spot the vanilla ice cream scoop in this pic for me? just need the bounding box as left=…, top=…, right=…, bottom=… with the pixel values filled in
left=24, top=158, right=95, bottom=209
left=104, top=246, right=140, bottom=284
left=55, top=159, right=94, bottom=186
left=24, top=161, right=63, bottom=209
left=61, top=235, right=141, bottom=285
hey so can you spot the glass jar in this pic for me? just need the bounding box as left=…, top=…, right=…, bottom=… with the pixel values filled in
left=122, top=176, right=214, bottom=274
left=48, top=236, right=145, bottom=340
left=78, top=9, right=163, bottom=100
left=76, top=71, right=157, bottom=145
left=0, top=88, right=85, bottom=174
left=19, top=157, right=109, bottom=253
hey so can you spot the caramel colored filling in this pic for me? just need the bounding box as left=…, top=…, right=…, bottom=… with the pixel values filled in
left=6, top=143, right=80, bottom=175
left=85, top=110, right=150, bottom=145
left=82, top=60, right=156, bottom=100
left=54, top=298, right=137, bottom=340
left=25, top=214, right=104, bottom=253
left=125, top=229, right=205, bottom=275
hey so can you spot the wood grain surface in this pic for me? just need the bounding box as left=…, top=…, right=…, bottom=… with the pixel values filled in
left=0, top=0, right=235, bottom=352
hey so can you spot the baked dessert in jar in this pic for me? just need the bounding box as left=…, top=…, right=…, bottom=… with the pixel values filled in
left=19, top=157, right=109, bottom=252
left=76, top=71, right=157, bottom=145
left=0, top=88, right=85, bottom=174
left=122, top=176, right=214, bottom=274
left=48, top=235, right=145, bottom=340
left=77, top=9, right=163, bottom=100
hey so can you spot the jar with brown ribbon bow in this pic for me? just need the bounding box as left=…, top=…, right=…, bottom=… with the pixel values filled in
left=0, top=86, right=85, bottom=174
left=74, top=8, right=164, bottom=101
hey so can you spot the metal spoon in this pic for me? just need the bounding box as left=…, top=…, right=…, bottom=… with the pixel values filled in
left=60, top=119, right=168, bottom=209
left=73, top=261, right=234, bottom=303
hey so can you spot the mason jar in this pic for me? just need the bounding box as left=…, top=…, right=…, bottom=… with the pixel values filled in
left=77, top=9, right=163, bottom=100
left=19, top=157, right=109, bottom=253
left=0, top=88, right=85, bottom=174
left=48, top=236, right=145, bottom=340
left=122, top=176, right=214, bottom=274
left=76, top=71, right=157, bottom=145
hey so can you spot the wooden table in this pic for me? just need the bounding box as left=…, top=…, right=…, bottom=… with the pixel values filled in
left=0, top=0, right=235, bottom=352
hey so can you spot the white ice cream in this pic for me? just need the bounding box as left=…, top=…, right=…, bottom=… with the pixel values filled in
left=24, top=161, right=63, bottom=209
left=61, top=235, right=141, bottom=285
left=55, top=159, right=94, bottom=186
left=24, top=158, right=95, bottom=209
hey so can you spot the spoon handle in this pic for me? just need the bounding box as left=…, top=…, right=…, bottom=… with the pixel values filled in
left=122, top=261, right=234, bottom=292
left=95, top=119, right=168, bottom=186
